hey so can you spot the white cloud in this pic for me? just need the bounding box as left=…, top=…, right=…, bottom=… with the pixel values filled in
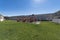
left=32, top=0, right=47, bottom=4
left=31, top=0, right=47, bottom=8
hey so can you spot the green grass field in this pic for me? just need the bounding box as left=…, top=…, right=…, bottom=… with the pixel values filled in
left=0, top=20, right=60, bottom=40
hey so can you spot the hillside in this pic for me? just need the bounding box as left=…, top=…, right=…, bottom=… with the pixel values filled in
left=54, top=11, right=60, bottom=16
left=4, top=10, right=60, bottom=21
left=0, top=20, right=60, bottom=40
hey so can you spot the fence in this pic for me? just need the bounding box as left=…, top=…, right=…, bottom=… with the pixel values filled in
left=52, top=19, right=60, bottom=23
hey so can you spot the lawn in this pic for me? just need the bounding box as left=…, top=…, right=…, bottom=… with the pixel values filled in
left=0, top=20, right=60, bottom=40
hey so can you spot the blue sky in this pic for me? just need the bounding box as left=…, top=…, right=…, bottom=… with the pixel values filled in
left=0, top=0, right=60, bottom=16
